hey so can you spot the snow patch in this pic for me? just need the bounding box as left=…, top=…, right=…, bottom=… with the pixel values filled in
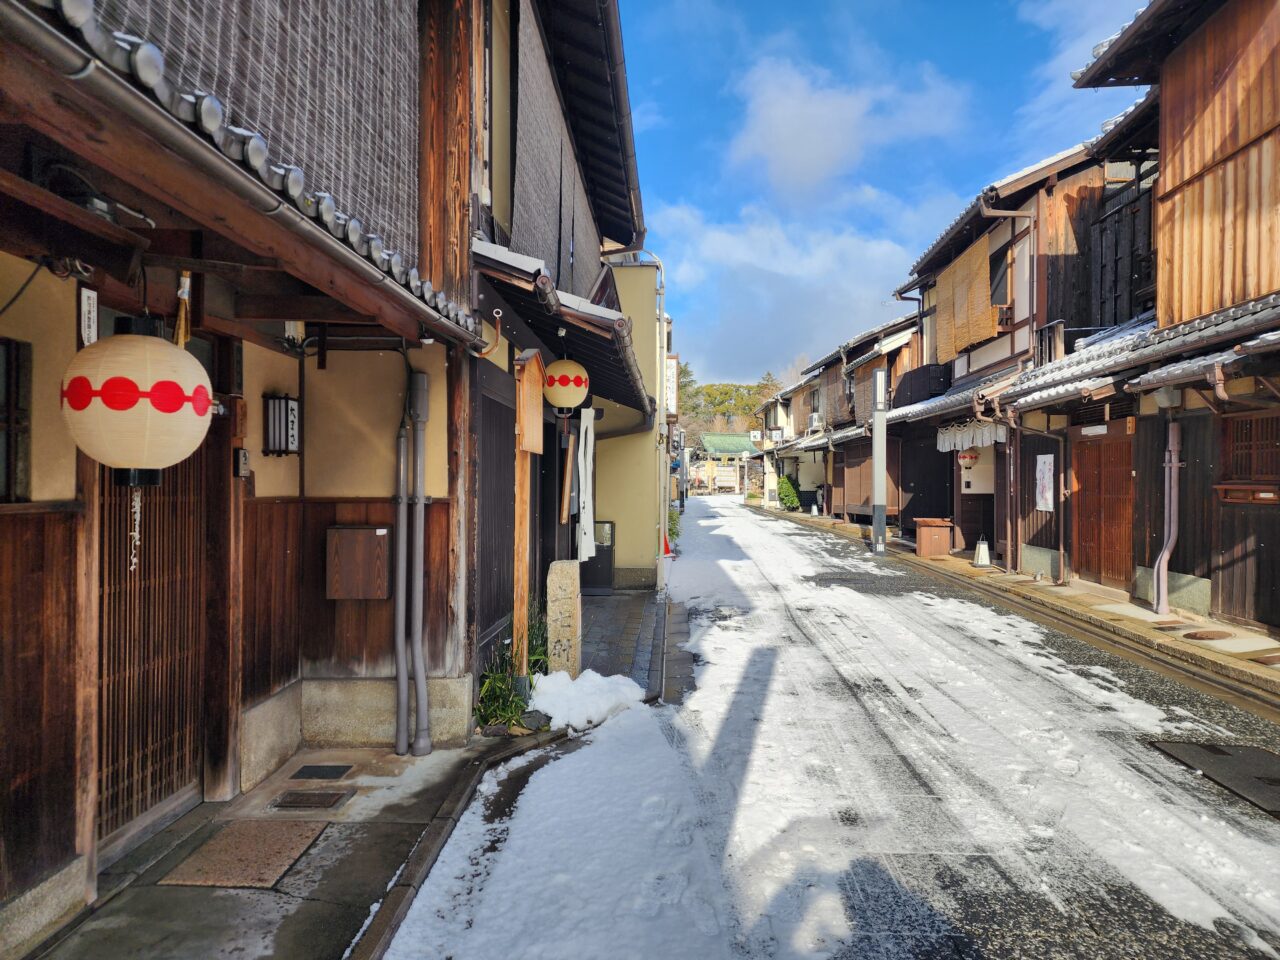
left=531, top=669, right=644, bottom=730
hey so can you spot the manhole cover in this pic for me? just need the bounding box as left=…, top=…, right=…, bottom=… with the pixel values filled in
left=271, top=790, right=352, bottom=810
left=1150, top=741, right=1280, bottom=815
left=290, top=764, right=353, bottom=781
left=1184, top=629, right=1233, bottom=641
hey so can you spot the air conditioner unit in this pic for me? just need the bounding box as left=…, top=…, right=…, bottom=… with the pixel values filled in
left=808, top=412, right=823, bottom=432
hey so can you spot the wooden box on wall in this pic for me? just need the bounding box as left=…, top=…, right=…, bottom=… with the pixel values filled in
left=326, top=525, right=391, bottom=600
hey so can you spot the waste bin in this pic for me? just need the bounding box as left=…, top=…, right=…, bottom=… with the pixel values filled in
left=915, top=518, right=953, bottom=558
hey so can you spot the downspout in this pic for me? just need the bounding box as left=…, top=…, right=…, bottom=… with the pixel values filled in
left=408, top=372, right=432, bottom=755
left=642, top=251, right=666, bottom=590
left=1153, top=418, right=1183, bottom=615
left=393, top=423, right=410, bottom=756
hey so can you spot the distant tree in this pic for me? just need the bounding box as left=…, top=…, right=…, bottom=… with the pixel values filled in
left=756, top=371, right=782, bottom=404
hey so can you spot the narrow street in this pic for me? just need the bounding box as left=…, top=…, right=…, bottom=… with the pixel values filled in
left=394, top=495, right=1280, bottom=960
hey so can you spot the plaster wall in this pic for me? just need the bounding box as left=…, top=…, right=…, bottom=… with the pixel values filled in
left=303, top=345, right=448, bottom=498
left=0, top=252, right=78, bottom=501
left=241, top=341, right=300, bottom=497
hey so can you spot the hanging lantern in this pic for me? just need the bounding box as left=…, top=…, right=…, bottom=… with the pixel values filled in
left=956, top=447, right=980, bottom=468
left=61, top=316, right=213, bottom=486
left=543, top=358, right=590, bottom=410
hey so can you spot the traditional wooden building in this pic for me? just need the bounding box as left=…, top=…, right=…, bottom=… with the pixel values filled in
left=890, top=145, right=1108, bottom=561
left=0, top=0, right=659, bottom=954
left=993, top=0, right=1280, bottom=627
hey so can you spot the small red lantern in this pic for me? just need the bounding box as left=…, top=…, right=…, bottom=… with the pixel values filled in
left=956, top=448, right=980, bottom=468
left=61, top=316, right=213, bottom=486
left=543, top=358, right=590, bottom=410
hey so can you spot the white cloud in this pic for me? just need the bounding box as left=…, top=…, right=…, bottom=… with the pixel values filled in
left=630, top=100, right=666, bottom=134
left=727, top=57, right=967, bottom=201
left=1012, top=0, right=1148, bottom=163
left=653, top=202, right=917, bottom=382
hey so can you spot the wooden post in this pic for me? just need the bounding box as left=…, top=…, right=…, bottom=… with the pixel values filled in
left=73, top=450, right=100, bottom=900
left=511, top=350, right=545, bottom=680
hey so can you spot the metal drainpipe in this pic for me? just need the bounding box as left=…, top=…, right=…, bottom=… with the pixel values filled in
left=1154, top=418, right=1183, bottom=615
left=393, top=425, right=409, bottom=756
left=408, top=372, right=431, bottom=755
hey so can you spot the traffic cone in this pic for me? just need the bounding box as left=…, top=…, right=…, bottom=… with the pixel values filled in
left=663, top=531, right=672, bottom=556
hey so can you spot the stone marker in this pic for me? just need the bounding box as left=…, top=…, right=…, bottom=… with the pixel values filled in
left=546, top=560, right=582, bottom=677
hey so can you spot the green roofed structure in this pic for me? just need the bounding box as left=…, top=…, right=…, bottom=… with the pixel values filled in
left=699, top=433, right=759, bottom=457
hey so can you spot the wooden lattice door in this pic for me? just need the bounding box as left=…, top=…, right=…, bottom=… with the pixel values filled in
left=98, top=448, right=207, bottom=845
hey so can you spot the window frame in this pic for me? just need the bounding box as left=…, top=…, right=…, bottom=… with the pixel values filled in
left=0, top=336, right=33, bottom=503
left=1223, top=412, right=1280, bottom=483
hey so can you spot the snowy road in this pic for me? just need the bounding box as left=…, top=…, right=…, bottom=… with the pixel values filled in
left=389, top=495, right=1280, bottom=960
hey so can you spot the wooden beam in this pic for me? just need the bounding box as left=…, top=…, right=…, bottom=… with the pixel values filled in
left=0, top=194, right=146, bottom=284
left=235, top=294, right=373, bottom=323
left=72, top=449, right=100, bottom=901
left=0, top=38, right=442, bottom=340
left=142, top=253, right=283, bottom=282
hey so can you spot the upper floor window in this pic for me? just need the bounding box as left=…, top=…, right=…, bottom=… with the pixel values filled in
left=0, top=337, right=33, bottom=502
left=1224, top=414, right=1280, bottom=483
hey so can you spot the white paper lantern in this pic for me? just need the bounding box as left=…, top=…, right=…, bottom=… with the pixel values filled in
left=61, top=328, right=213, bottom=476
left=543, top=358, right=590, bottom=409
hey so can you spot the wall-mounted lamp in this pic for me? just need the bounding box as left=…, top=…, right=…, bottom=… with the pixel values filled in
left=263, top=394, right=300, bottom=456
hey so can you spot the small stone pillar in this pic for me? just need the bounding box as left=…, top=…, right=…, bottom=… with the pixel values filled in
left=546, top=560, right=582, bottom=678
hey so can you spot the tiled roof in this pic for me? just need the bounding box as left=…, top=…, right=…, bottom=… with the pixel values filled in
left=1127, top=329, right=1280, bottom=390
left=1012, top=375, right=1128, bottom=411
left=1001, top=318, right=1154, bottom=402
left=1003, top=294, right=1280, bottom=404
left=907, top=144, right=1089, bottom=278
left=28, top=0, right=479, bottom=341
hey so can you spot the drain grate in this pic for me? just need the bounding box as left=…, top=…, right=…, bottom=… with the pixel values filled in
left=1150, top=741, right=1280, bottom=815
left=290, top=764, right=353, bottom=781
left=271, top=789, right=352, bottom=810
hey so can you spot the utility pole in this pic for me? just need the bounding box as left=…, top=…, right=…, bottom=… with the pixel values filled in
left=871, top=366, right=888, bottom=554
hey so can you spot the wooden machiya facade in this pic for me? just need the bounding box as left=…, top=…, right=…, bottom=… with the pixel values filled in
left=0, top=1, right=492, bottom=954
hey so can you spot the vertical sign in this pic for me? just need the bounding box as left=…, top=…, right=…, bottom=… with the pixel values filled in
left=665, top=354, right=679, bottom=420
left=1035, top=454, right=1055, bottom=512
left=79, top=286, right=99, bottom=346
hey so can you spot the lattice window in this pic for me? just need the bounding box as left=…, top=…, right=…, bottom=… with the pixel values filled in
left=1225, top=414, right=1280, bottom=482
left=0, top=338, right=32, bottom=503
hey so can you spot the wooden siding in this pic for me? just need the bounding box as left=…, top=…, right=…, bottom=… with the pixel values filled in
left=823, top=363, right=853, bottom=427
left=1157, top=0, right=1280, bottom=326
left=1043, top=164, right=1107, bottom=337
left=838, top=437, right=900, bottom=517
left=242, top=500, right=303, bottom=707
left=0, top=510, right=79, bottom=901
left=1133, top=415, right=1216, bottom=581
left=476, top=386, right=516, bottom=669
left=1214, top=501, right=1280, bottom=627
left=935, top=236, right=999, bottom=363
left=420, top=0, right=476, bottom=301
left=852, top=357, right=887, bottom=425
left=1019, top=433, right=1059, bottom=550
left=898, top=430, right=951, bottom=531
left=1091, top=181, right=1155, bottom=336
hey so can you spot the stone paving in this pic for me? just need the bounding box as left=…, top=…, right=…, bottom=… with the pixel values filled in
left=581, top=590, right=666, bottom=697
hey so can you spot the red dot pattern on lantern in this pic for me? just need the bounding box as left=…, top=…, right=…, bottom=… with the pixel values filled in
left=544, top=373, right=588, bottom=389
left=61, top=375, right=213, bottom=417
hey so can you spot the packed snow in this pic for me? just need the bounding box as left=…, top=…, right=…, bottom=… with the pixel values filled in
left=389, top=496, right=1280, bottom=959
left=531, top=668, right=644, bottom=730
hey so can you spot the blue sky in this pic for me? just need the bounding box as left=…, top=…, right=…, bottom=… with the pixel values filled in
left=619, top=0, right=1142, bottom=384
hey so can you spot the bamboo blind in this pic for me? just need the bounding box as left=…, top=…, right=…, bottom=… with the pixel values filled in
left=935, top=238, right=999, bottom=363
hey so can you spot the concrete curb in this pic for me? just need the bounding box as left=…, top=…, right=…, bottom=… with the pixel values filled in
left=749, top=503, right=1280, bottom=712
left=346, top=728, right=569, bottom=960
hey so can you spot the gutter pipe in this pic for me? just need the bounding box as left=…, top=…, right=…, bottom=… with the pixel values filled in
left=0, top=1, right=478, bottom=346
left=408, top=372, right=432, bottom=755
left=1153, top=418, right=1183, bottom=616
left=393, top=425, right=410, bottom=755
